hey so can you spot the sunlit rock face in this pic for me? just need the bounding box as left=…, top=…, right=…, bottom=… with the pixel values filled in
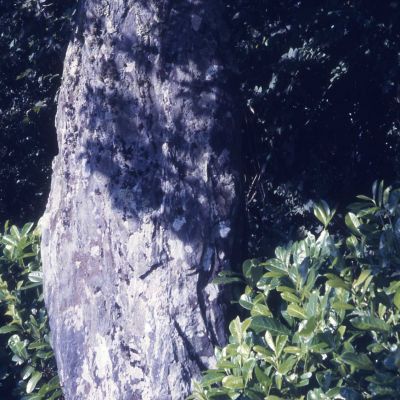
left=40, top=1, right=241, bottom=399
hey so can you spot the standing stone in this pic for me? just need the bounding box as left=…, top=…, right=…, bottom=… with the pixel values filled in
left=40, top=0, right=240, bottom=399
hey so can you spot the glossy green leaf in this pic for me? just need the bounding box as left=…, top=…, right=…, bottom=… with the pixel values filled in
left=254, top=365, right=271, bottom=388
left=313, top=200, right=335, bottom=228
left=287, top=304, right=308, bottom=319
left=340, top=352, right=374, bottom=370
left=280, top=292, right=300, bottom=304
left=26, top=371, right=42, bottom=394
left=201, top=371, right=225, bottom=386
left=331, top=302, right=354, bottom=311
left=239, top=294, right=253, bottom=310
left=394, top=289, right=400, bottom=310
left=284, top=346, right=301, bottom=354
left=354, top=270, right=371, bottom=287
left=345, top=212, right=362, bottom=236
left=222, top=375, right=244, bottom=389
left=250, top=316, right=290, bottom=336
left=251, top=303, right=271, bottom=316
left=262, top=259, right=287, bottom=275
left=350, top=316, right=390, bottom=332
left=242, top=358, right=256, bottom=384
left=325, top=274, right=350, bottom=290
left=299, top=317, right=317, bottom=337
left=0, top=324, right=20, bottom=334
left=21, top=365, right=35, bottom=381
left=229, top=317, right=243, bottom=342
left=28, top=271, right=43, bottom=284
left=21, top=223, right=34, bottom=236
left=278, top=356, right=296, bottom=374
left=8, top=335, right=28, bottom=360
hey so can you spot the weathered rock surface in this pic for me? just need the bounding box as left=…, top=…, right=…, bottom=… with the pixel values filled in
left=40, top=1, right=240, bottom=399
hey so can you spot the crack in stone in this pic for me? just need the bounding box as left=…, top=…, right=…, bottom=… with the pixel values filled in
left=173, top=320, right=206, bottom=371
left=138, top=256, right=173, bottom=279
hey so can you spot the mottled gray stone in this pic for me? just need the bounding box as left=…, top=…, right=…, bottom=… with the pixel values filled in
left=40, top=0, right=240, bottom=399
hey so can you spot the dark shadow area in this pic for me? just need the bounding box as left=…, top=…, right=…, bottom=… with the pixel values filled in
left=0, top=0, right=76, bottom=227
left=230, top=0, right=400, bottom=255
left=71, top=0, right=240, bottom=258
left=0, top=1, right=76, bottom=398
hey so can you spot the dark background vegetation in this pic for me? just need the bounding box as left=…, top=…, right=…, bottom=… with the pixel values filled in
left=0, top=0, right=75, bottom=226
left=0, top=1, right=75, bottom=397
left=0, top=0, right=400, bottom=397
left=2, top=1, right=399, bottom=248
left=232, top=0, right=400, bottom=255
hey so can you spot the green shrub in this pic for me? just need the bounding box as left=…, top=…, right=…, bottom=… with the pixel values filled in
left=191, top=182, right=400, bottom=399
left=0, top=222, right=61, bottom=399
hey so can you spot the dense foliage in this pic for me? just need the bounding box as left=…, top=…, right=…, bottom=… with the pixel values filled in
left=191, top=183, right=400, bottom=399
left=1, top=1, right=400, bottom=246
left=230, top=1, right=400, bottom=254
left=0, top=223, right=60, bottom=399
left=0, top=4, right=73, bottom=397
left=1, top=2, right=400, bottom=398
left=0, top=0, right=76, bottom=224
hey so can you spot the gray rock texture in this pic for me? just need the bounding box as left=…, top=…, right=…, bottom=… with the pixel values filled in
left=40, top=0, right=241, bottom=399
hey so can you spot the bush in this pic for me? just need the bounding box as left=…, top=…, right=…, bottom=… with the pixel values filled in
left=191, top=182, right=400, bottom=399
left=0, top=223, right=61, bottom=399
left=235, top=1, right=400, bottom=255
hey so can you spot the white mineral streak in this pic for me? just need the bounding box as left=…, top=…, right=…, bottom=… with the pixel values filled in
left=67, top=48, right=80, bottom=79
left=94, top=335, right=113, bottom=379
left=124, top=62, right=135, bottom=73
left=172, top=216, right=186, bottom=232
left=63, top=306, right=84, bottom=331
left=90, top=245, right=100, bottom=257
left=191, top=14, right=202, bottom=31
left=202, top=246, right=214, bottom=271
left=185, top=245, right=194, bottom=254
left=219, top=221, right=231, bottom=238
